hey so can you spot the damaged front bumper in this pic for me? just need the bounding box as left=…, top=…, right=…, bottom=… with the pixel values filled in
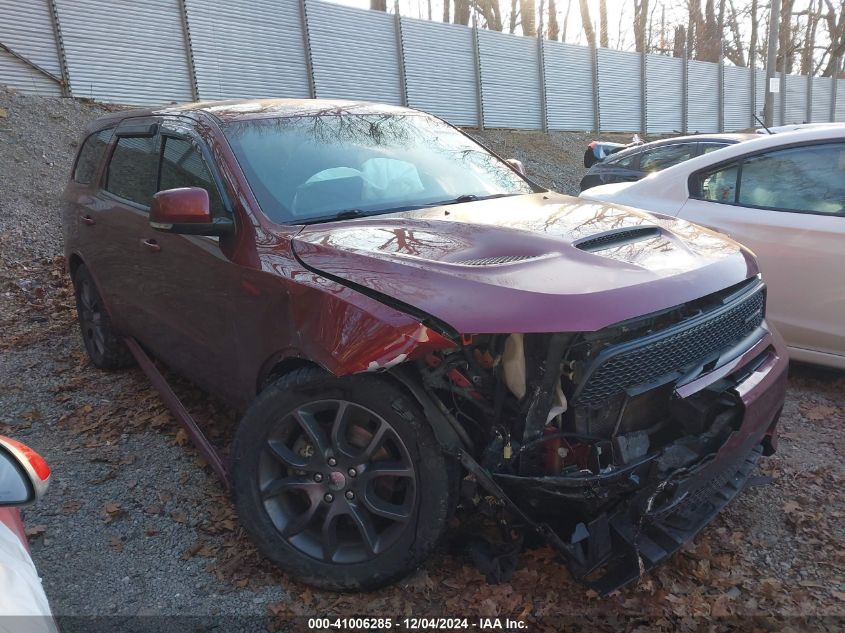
left=492, top=329, right=788, bottom=594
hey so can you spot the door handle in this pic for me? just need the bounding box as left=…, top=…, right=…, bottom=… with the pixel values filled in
left=81, top=214, right=95, bottom=226
left=141, top=238, right=161, bottom=253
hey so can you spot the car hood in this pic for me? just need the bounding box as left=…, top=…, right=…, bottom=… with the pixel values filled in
left=291, top=193, right=758, bottom=334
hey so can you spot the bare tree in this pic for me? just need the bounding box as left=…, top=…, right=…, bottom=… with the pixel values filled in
left=634, top=0, right=651, bottom=53
left=561, top=0, right=572, bottom=42
left=509, top=0, right=519, bottom=33
left=453, top=0, right=471, bottom=25
left=477, top=0, right=504, bottom=30
left=777, top=0, right=796, bottom=73
left=547, top=0, right=560, bottom=40
left=578, top=0, right=596, bottom=48
left=799, top=0, right=822, bottom=75
left=820, top=0, right=844, bottom=76
left=370, top=0, right=386, bottom=11
left=521, top=0, right=537, bottom=36
left=599, top=0, right=609, bottom=48
left=443, top=0, right=451, bottom=23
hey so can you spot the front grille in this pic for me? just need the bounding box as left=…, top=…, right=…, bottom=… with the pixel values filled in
left=575, top=227, right=661, bottom=252
left=455, top=254, right=540, bottom=266
left=573, top=285, right=765, bottom=407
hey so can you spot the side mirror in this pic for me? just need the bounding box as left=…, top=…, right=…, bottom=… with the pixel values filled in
left=150, top=187, right=234, bottom=236
left=0, top=436, right=50, bottom=507
left=506, top=158, right=526, bottom=176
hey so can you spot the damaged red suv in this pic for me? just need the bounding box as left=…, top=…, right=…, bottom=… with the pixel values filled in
left=63, top=99, right=787, bottom=593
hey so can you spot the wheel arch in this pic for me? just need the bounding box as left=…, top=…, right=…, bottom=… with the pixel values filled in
left=67, top=252, right=85, bottom=277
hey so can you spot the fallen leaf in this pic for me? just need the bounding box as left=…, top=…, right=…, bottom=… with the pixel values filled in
left=25, top=525, right=47, bottom=539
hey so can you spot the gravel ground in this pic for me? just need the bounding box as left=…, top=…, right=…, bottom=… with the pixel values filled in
left=1, top=86, right=843, bottom=631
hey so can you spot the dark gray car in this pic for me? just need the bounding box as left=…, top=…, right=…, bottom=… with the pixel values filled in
left=580, top=134, right=755, bottom=192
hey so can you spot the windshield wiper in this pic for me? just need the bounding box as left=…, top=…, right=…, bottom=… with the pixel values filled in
left=301, top=209, right=368, bottom=224
left=426, top=193, right=519, bottom=207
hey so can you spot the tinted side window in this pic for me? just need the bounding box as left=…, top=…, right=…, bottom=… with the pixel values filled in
left=106, top=135, right=160, bottom=207
left=694, top=162, right=739, bottom=203
left=639, top=144, right=695, bottom=172
left=159, top=137, right=224, bottom=215
left=73, top=128, right=114, bottom=184
left=738, top=144, right=845, bottom=215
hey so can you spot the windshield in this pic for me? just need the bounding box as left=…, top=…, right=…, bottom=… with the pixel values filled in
left=222, top=111, right=537, bottom=223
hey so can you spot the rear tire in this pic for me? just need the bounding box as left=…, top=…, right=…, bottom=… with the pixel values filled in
left=232, top=367, right=457, bottom=590
left=72, top=264, right=134, bottom=369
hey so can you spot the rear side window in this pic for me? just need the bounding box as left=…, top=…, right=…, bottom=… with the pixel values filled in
left=73, top=128, right=114, bottom=184
left=106, top=135, right=160, bottom=207
left=695, top=163, right=739, bottom=203
left=159, top=137, right=224, bottom=215
left=639, top=144, right=695, bottom=172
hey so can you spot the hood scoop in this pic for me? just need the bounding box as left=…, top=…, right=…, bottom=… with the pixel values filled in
left=575, top=226, right=661, bottom=252
left=455, top=254, right=544, bottom=266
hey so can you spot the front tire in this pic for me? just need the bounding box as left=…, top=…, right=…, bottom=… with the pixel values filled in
left=72, top=264, right=134, bottom=369
left=232, top=368, right=456, bottom=590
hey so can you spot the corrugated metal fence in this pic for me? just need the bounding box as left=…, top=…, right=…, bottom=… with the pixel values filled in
left=2, top=0, right=843, bottom=131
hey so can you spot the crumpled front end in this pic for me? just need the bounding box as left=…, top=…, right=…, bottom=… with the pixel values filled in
left=411, top=275, right=787, bottom=593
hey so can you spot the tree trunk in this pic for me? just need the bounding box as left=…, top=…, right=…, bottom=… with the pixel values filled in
left=478, top=0, right=504, bottom=31
left=453, top=0, right=471, bottom=26
left=370, top=0, right=387, bottom=12
left=673, top=25, right=687, bottom=58
left=548, top=0, right=560, bottom=40
left=599, top=0, right=609, bottom=48
left=521, top=0, right=537, bottom=36
left=578, top=0, right=596, bottom=48
left=443, top=0, right=451, bottom=23
left=820, top=0, right=844, bottom=76
left=777, top=0, right=796, bottom=73
left=634, top=0, right=651, bottom=53
left=800, top=1, right=821, bottom=75
left=749, top=0, right=759, bottom=68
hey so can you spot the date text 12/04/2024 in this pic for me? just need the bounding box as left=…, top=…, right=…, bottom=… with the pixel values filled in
left=307, top=618, right=528, bottom=630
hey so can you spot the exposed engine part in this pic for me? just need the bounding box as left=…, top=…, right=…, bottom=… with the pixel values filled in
left=502, top=334, right=526, bottom=400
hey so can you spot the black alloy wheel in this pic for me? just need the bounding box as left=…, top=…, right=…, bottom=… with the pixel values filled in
left=72, top=264, right=134, bottom=369
left=233, top=369, right=457, bottom=590
left=259, top=399, right=416, bottom=564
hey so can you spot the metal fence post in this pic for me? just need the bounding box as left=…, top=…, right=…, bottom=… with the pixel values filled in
left=590, top=44, right=600, bottom=133
left=718, top=39, right=725, bottom=132
left=640, top=49, right=647, bottom=136
left=681, top=41, right=689, bottom=134
left=47, top=0, right=71, bottom=97
left=394, top=5, right=409, bottom=107
left=749, top=65, right=756, bottom=128
left=177, top=0, right=199, bottom=101
left=471, top=14, right=484, bottom=130
left=538, top=36, right=548, bottom=132
left=806, top=74, right=813, bottom=123
left=299, top=0, right=316, bottom=98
